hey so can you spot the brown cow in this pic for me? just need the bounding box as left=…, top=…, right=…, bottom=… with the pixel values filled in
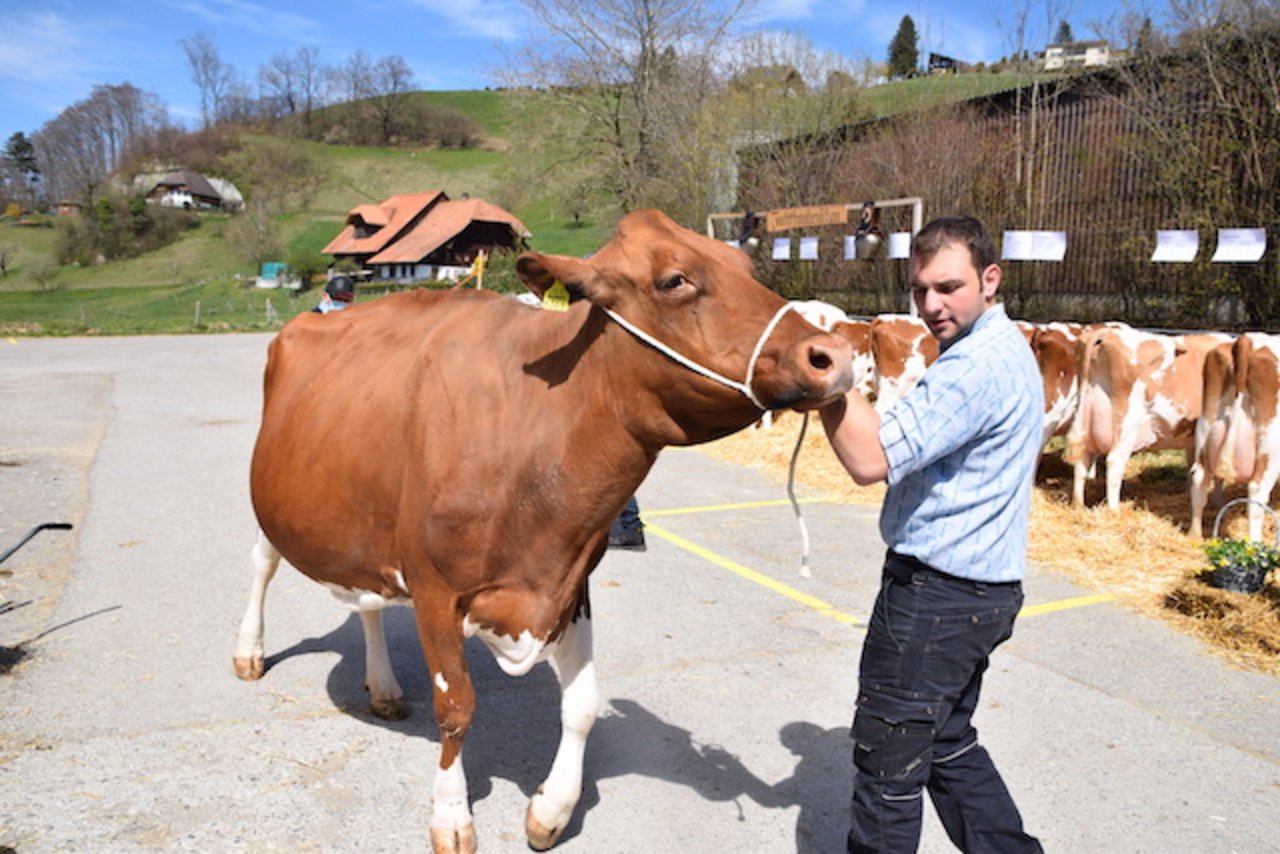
left=1190, top=332, right=1280, bottom=539
left=1065, top=324, right=1229, bottom=508
left=233, top=209, right=853, bottom=853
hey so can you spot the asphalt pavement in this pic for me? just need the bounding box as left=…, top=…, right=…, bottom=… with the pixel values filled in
left=0, top=333, right=1277, bottom=853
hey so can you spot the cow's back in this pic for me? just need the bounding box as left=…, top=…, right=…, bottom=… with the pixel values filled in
left=250, top=289, right=625, bottom=596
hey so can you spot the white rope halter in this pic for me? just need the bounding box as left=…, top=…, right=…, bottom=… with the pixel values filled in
left=601, top=302, right=797, bottom=410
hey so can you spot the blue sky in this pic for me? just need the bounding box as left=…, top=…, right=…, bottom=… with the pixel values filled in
left=0, top=0, right=1142, bottom=144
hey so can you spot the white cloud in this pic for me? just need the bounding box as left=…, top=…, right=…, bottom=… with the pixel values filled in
left=404, top=0, right=525, bottom=41
left=162, top=0, right=325, bottom=39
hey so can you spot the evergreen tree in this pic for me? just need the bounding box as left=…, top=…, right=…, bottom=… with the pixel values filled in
left=1054, top=20, right=1074, bottom=45
left=887, top=16, right=919, bottom=79
left=3, top=132, right=39, bottom=183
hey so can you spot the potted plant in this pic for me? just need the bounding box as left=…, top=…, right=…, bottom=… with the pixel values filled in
left=1200, top=536, right=1280, bottom=593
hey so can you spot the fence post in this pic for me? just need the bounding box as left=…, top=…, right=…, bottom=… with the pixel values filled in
left=194, top=300, right=201, bottom=326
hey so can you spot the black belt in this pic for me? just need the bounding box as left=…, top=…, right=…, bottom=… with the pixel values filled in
left=885, top=550, right=1020, bottom=588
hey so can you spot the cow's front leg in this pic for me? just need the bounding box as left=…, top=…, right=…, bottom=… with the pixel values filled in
left=527, top=616, right=599, bottom=850
left=415, top=606, right=478, bottom=854
left=234, top=530, right=280, bottom=680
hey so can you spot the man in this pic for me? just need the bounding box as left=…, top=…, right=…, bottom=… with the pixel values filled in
left=820, top=216, right=1044, bottom=853
left=313, top=275, right=356, bottom=314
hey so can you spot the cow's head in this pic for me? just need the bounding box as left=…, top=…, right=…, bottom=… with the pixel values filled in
left=516, top=210, right=852, bottom=426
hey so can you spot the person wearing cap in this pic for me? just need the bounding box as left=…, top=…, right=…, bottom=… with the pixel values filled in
left=313, top=276, right=356, bottom=314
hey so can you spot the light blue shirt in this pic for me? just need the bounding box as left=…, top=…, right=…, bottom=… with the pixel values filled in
left=877, top=304, right=1043, bottom=582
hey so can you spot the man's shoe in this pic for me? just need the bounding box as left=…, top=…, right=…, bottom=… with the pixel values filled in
left=608, top=530, right=647, bottom=551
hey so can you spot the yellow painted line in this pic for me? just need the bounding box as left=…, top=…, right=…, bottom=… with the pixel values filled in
left=643, top=520, right=863, bottom=626
left=1019, top=593, right=1116, bottom=617
left=641, top=497, right=836, bottom=518
left=641, top=516, right=1116, bottom=629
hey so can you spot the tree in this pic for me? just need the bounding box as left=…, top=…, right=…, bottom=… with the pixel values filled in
left=502, top=0, right=755, bottom=218
left=1055, top=20, right=1074, bottom=44
left=366, top=54, right=415, bottom=145
left=181, top=32, right=232, bottom=129
left=2, top=131, right=40, bottom=208
left=888, top=16, right=919, bottom=78
left=33, top=83, right=167, bottom=205
left=259, top=50, right=301, bottom=117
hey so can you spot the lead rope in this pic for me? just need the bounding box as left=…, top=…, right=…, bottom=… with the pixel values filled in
left=600, top=300, right=817, bottom=576
left=787, top=410, right=812, bottom=577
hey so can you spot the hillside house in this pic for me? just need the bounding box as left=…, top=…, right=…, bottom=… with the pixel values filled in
left=144, top=170, right=227, bottom=209
left=323, top=192, right=530, bottom=284
left=1043, top=40, right=1114, bottom=70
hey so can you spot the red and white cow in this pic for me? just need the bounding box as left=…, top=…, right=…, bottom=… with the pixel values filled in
left=869, top=313, right=939, bottom=413
left=233, top=210, right=853, bottom=853
left=1189, top=332, right=1280, bottom=540
left=1065, top=324, right=1229, bottom=508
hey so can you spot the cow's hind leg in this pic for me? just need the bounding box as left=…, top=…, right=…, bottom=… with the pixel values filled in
left=356, top=597, right=409, bottom=720
left=234, top=530, right=280, bottom=680
left=527, top=616, right=599, bottom=850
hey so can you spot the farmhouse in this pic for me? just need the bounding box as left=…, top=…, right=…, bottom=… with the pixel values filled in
left=323, top=191, right=530, bottom=284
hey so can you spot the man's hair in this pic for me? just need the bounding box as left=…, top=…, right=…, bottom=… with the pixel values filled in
left=910, top=215, right=995, bottom=274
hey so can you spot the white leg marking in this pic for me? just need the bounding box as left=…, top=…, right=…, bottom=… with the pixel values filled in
left=528, top=617, right=599, bottom=844
left=233, top=530, right=280, bottom=676
left=431, top=754, right=472, bottom=830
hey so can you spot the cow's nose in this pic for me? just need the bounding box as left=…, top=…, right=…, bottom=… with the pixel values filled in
left=804, top=334, right=854, bottom=396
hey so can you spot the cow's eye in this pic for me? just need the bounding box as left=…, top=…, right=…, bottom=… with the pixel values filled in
left=658, top=274, right=690, bottom=292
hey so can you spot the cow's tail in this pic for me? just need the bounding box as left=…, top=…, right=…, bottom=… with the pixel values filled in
left=1215, top=334, right=1257, bottom=482
left=1064, top=328, right=1106, bottom=464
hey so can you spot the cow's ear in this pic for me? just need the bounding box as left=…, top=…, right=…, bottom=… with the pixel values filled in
left=516, top=252, right=591, bottom=303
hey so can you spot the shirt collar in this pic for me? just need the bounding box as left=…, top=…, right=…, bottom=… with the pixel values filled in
left=942, top=302, right=1005, bottom=352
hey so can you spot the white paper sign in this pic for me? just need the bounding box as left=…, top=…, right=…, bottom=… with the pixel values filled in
left=1032, top=230, right=1067, bottom=261
left=1002, top=231, right=1034, bottom=261
left=1152, top=230, right=1199, bottom=262
left=772, top=237, right=791, bottom=261
left=1212, top=228, right=1266, bottom=263
left=1002, top=230, right=1066, bottom=260
left=799, top=236, right=819, bottom=260
left=843, top=235, right=857, bottom=260
left=888, top=231, right=911, bottom=259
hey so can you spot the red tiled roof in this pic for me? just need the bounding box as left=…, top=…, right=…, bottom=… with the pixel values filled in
left=321, top=191, right=445, bottom=256
left=367, top=198, right=530, bottom=264
left=348, top=203, right=389, bottom=228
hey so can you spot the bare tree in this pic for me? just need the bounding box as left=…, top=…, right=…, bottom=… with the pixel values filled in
left=259, top=50, right=301, bottom=117
left=366, top=54, right=416, bottom=145
left=501, top=0, right=756, bottom=220
left=33, top=83, right=167, bottom=205
left=181, top=32, right=233, bottom=129
left=295, top=47, right=328, bottom=132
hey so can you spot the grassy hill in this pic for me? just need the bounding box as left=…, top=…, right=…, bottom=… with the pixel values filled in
left=0, top=77, right=1047, bottom=334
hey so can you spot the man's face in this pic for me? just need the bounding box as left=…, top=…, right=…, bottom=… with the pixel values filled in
left=909, top=241, right=1000, bottom=346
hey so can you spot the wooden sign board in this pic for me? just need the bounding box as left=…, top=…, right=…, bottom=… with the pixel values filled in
left=766, top=204, right=849, bottom=232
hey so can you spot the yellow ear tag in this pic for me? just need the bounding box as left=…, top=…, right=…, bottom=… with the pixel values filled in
left=542, top=280, right=570, bottom=312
